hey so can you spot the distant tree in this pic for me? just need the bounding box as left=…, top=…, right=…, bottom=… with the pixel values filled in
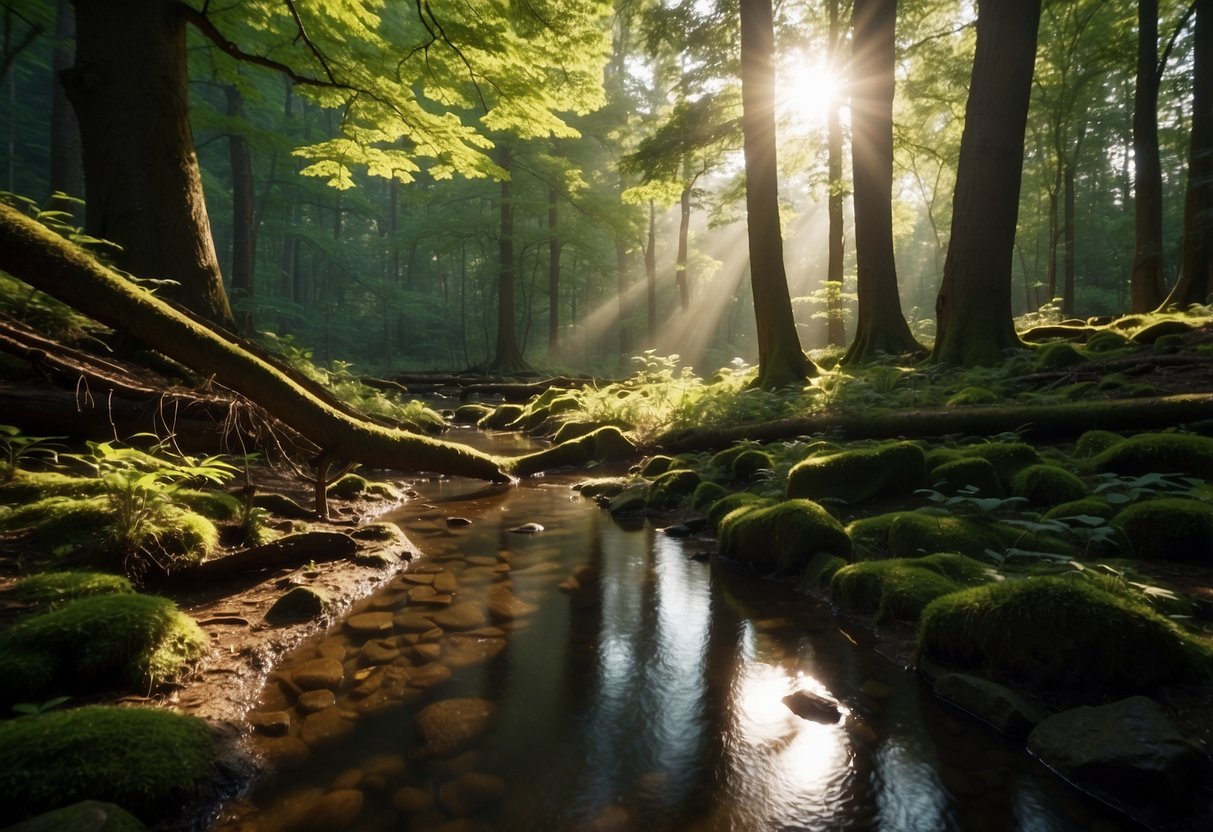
left=933, top=0, right=1042, bottom=366
left=825, top=0, right=847, bottom=348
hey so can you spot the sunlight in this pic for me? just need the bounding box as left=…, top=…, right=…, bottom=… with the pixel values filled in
left=778, top=54, right=844, bottom=132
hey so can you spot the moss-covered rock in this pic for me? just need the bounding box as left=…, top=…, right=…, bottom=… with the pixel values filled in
left=1011, top=464, right=1089, bottom=508
left=707, top=492, right=770, bottom=532
left=708, top=445, right=746, bottom=475
left=1153, top=333, right=1187, bottom=354
left=0, top=471, right=103, bottom=505
left=574, top=477, right=629, bottom=499
left=1042, top=497, right=1117, bottom=522
left=1084, top=329, right=1131, bottom=353
left=690, top=481, right=728, bottom=512
left=3, top=800, right=147, bottom=832
left=6, top=572, right=133, bottom=608
left=0, top=594, right=208, bottom=705
left=349, top=522, right=405, bottom=543
left=719, top=499, right=852, bottom=574
left=1131, top=319, right=1193, bottom=344
left=832, top=553, right=989, bottom=623
left=326, top=473, right=369, bottom=499
left=551, top=420, right=600, bottom=444
left=946, top=387, right=1001, bottom=407
left=175, top=488, right=242, bottom=521
left=645, top=469, right=701, bottom=509
left=731, top=449, right=772, bottom=483
left=1034, top=342, right=1089, bottom=370
left=639, top=455, right=674, bottom=477
left=887, top=512, right=1004, bottom=559
left=265, top=586, right=332, bottom=625
left=1073, top=430, right=1123, bottom=460
left=953, top=442, right=1042, bottom=490
left=0, top=706, right=215, bottom=825
left=803, top=552, right=846, bottom=588
left=931, top=457, right=1004, bottom=496
left=451, top=403, right=494, bottom=425
left=252, top=491, right=314, bottom=520
left=607, top=488, right=647, bottom=516
left=477, top=403, right=525, bottom=431
left=509, top=426, right=636, bottom=476
left=846, top=512, right=912, bottom=557
left=1092, top=432, right=1213, bottom=479
left=787, top=442, right=927, bottom=504
left=1112, top=498, right=1213, bottom=562
left=916, top=577, right=1213, bottom=694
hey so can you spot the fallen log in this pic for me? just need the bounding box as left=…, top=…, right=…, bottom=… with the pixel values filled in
left=173, top=531, right=358, bottom=582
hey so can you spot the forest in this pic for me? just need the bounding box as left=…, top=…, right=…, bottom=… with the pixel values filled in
left=0, top=0, right=1211, bottom=831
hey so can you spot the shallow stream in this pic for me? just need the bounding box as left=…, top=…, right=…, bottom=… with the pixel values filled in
left=214, top=429, right=1139, bottom=832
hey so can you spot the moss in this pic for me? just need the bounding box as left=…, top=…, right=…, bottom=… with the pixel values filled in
left=0, top=706, right=215, bottom=824
left=451, top=403, right=494, bottom=424
left=1011, top=464, right=1089, bottom=508
left=719, top=499, right=852, bottom=574
left=326, top=473, right=369, bottom=498
left=832, top=558, right=975, bottom=624
left=508, top=426, right=637, bottom=476
left=787, top=441, right=926, bottom=504
left=349, top=522, right=405, bottom=543
left=931, top=457, right=1003, bottom=496
left=1092, top=432, right=1213, bottom=479
left=574, top=477, right=630, bottom=499
left=552, top=421, right=600, bottom=444
left=916, top=576, right=1213, bottom=694
left=0, top=594, right=208, bottom=706
left=8, top=572, right=133, bottom=608
left=607, top=488, right=647, bottom=516
left=0, top=471, right=103, bottom=505
left=1042, top=497, right=1117, bottom=522
left=1034, top=342, right=1089, bottom=370
left=477, top=403, right=525, bottom=431
left=708, top=445, right=746, bottom=475
left=1084, top=329, right=1131, bottom=353
left=691, top=481, right=729, bottom=512
left=252, top=491, right=314, bottom=519
left=731, top=449, right=772, bottom=482
left=640, top=455, right=674, bottom=477
left=646, top=469, right=701, bottom=509
left=175, top=488, right=241, bottom=521
left=707, top=492, right=770, bottom=532
left=1073, top=430, right=1122, bottom=460
left=803, top=552, right=846, bottom=588
left=363, top=480, right=400, bottom=500
left=1112, top=498, right=1213, bottom=562
left=955, top=442, right=1042, bottom=490
left=846, top=512, right=913, bottom=557
left=946, top=387, right=1001, bottom=407
left=1131, top=319, right=1193, bottom=344
left=888, top=512, right=1005, bottom=559
left=924, top=447, right=963, bottom=472
left=1, top=800, right=146, bottom=831
left=1153, top=333, right=1187, bottom=354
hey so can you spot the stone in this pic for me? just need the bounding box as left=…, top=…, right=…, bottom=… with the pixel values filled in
left=332, top=769, right=363, bottom=790
left=391, top=785, right=434, bottom=813
left=260, top=735, right=311, bottom=770
left=409, top=662, right=453, bottom=689
left=509, top=522, right=545, bottom=533
left=439, top=772, right=506, bottom=816
left=393, top=611, right=437, bottom=632
left=430, top=601, right=488, bottom=630
left=408, top=585, right=439, bottom=602
left=442, top=634, right=507, bottom=669
left=292, top=658, right=345, bottom=691
left=266, top=586, right=330, bottom=625
left=934, top=673, right=1049, bottom=738
left=360, top=638, right=401, bottom=666
left=782, top=690, right=842, bottom=724
left=1028, top=696, right=1212, bottom=810
left=249, top=710, right=292, bottom=737
left=315, top=639, right=347, bottom=662
left=284, top=789, right=364, bottom=832
left=299, top=707, right=357, bottom=746
left=445, top=516, right=472, bottom=527
left=414, top=642, right=443, bottom=661
left=402, top=573, right=436, bottom=585
left=414, top=698, right=497, bottom=755
left=360, top=752, right=407, bottom=780
left=433, top=572, right=459, bottom=594
left=344, top=611, right=394, bottom=637
left=297, top=689, right=337, bottom=714
left=485, top=586, right=537, bottom=622
left=2, top=801, right=146, bottom=832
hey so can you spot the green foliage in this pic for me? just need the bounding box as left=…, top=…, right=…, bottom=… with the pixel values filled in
left=945, top=387, right=1001, bottom=407
left=1112, top=498, right=1213, bottom=562
left=0, top=426, right=64, bottom=483
left=7, top=572, right=133, bottom=609
left=916, top=577, right=1213, bottom=695
left=787, top=442, right=927, bottom=505
left=0, top=705, right=215, bottom=824
left=718, top=499, right=852, bottom=574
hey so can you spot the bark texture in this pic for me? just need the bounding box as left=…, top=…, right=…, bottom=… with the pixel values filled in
left=1131, top=0, right=1167, bottom=313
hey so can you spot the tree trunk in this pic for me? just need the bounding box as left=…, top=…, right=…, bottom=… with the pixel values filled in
left=226, top=85, right=255, bottom=335
left=826, top=0, right=846, bottom=348
left=932, top=0, right=1041, bottom=367
left=491, top=145, right=527, bottom=372
left=676, top=184, right=691, bottom=312
left=0, top=204, right=508, bottom=483
left=1130, top=0, right=1167, bottom=312
left=646, top=199, right=657, bottom=345
left=548, top=186, right=561, bottom=358
left=61, top=0, right=234, bottom=329
left=49, top=0, right=82, bottom=212
left=616, top=233, right=630, bottom=364
left=1166, top=0, right=1213, bottom=307
left=739, top=0, right=816, bottom=387
left=1062, top=142, right=1079, bottom=317
left=843, top=0, right=923, bottom=365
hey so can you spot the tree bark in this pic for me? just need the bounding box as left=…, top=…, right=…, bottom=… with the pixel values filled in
left=490, top=145, right=527, bottom=371
left=1166, top=0, right=1213, bottom=307
left=61, top=0, right=234, bottom=329
left=826, top=0, right=846, bottom=348
left=226, top=85, right=256, bottom=335
left=676, top=184, right=691, bottom=312
left=739, top=0, right=816, bottom=387
left=1130, top=0, right=1167, bottom=312
left=843, top=0, right=923, bottom=365
left=49, top=0, right=82, bottom=212
left=548, top=186, right=562, bottom=358
left=645, top=199, right=657, bottom=344
left=0, top=204, right=509, bottom=483
left=932, top=0, right=1041, bottom=367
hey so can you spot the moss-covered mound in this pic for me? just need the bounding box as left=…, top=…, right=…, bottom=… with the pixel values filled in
left=787, top=441, right=926, bottom=504
left=552, top=420, right=599, bottom=444
left=327, top=473, right=398, bottom=500
left=831, top=553, right=990, bottom=623
left=707, top=492, right=770, bottom=532
left=1092, top=432, right=1213, bottom=479
left=887, top=512, right=1005, bottom=559
left=946, top=387, right=1001, bottom=407
left=639, top=455, right=674, bottom=477
left=478, top=403, right=525, bottom=431
left=0, top=594, right=208, bottom=705
left=451, top=403, right=494, bottom=424
left=1072, top=430, right=1123, bottom=460
left=0, top=706, right=215, bottom=825
left=174, top=488, right=242, bottom=521
left=719, top=499, right=852, bottom=574
left=916, top=576, right=1213, bottom=694
left=1042, top=497, right=1117, bottom=522
left=955, top=442, right=1042, bottom=490
left=1034, top=341, right=1089, bottom=370
left=6, top=571, right=133, bottom=608
left=846, top=512, right=913, bottom=557
left=1011, top=464, right=1089, bottom=508
left=730, top=449, right=772, bottom=482
left=931, top=457, right=1004, bottom=496
left=645, top=469, right=701, bottom=509
left=691, top=481, right=728, bottom=511
left=508, top=426, right=636, bottom=477
left=0, top=471, right=104, bottom=504
left=1112, top=498, right=1213, bottom=562
left=574, top=477, right=629, bottom=499
left=1084, top=330, right=1130, bottom=353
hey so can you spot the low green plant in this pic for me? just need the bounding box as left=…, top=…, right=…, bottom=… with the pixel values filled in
left=0, top=425, right=65, bottom=483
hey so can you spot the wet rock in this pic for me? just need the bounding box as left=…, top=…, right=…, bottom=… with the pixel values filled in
left=414, top=642, right=443, bottom=661
left=315, top=639, right=346, bottom=662
left=430, top=601, right=488, bottom=631
left=859, top=679, right=893, bottom=700
left=586, top=804, right=631, bottom=832
left=1028, top=696, right=1212, bottom=811
left=332, top=768, right=363, bottom=790
left=393, top=611, right=437, bottom=632
left=426, top=750, right=483, bottom=778
left=283, top=788, right=364, bottom=832
left=391, top=785, right=434, bottom=813
left=350, top=668, right=384, bottom=698
left=360, top=752, right=407, bottom=781
left=345, top=611, right=394, bottom=637
left=2, top=800, right=147, bottom=832
left=260, top=735, right=311, bottom=770
left=433, top=572, right=458, bottom=594
left=934, top=673, right=1049, bottom=738
left=408, top=585, right=439, bottom=602
left=402, top=573, right=437, bottom=585
left=465, top=627, right=506, bottom=638
left=266, top=586, right=331, bottom=625
left=439, top=772, right=506, bottom=816
left=414, top=698, right=497, bottom=755
left=509, top=522, right=545, bottom=533
left=442, top=634, right=507, bottom=669
left=299, top=707, right=357, bottom=746
left=445, top=517, right=472, bottom=527
left=292, top=658, right=345, bottom=691
left=662, top=524, right=693, bottom=538
left=486, top=586, right=537, bottom=622
left=360, top=638, right=402, bottom=666
left=782, top=690, right=842, bottom=724
left=249, top=710, right=291, bottom=737
left=297, top=689, right=337, bottom=714
left=409, top=662, right=453, bottom=689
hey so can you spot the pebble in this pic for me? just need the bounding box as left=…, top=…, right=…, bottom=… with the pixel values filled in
left=433, top=572, right=459, bottom=594
left=430, top=602, right=488, bottom=631
left=249, top=710, right=291, bottom=737
left=401, top=573, right=437, bottom=585
left=299, top=706, right=357, bottom=746
left=360, top=638, right=402, bottom=666
left=259, top=735, right=311, bottom=770
left=509, top=522, right=545, bottom=533
left=414, top=698, right=496, bottom=755
left=345, top=612, right=394, bottom=637
left=292, top=658, right=345, bottom=691
left=297, top=689, right=336, bottom=714
left=393, top=611, right=437, bottom=632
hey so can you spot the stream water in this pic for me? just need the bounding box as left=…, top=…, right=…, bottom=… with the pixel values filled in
left=214, top=429, right=1140, bottom=832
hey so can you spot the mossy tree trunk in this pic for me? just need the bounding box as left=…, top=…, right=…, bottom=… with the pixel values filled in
left=931, top=0, right=1041, bottom=367
left=0, top=204, right=508, bottom=484
left=739, top=0, right=816, bottom=388
left=843, top=0, right=923, bottom=365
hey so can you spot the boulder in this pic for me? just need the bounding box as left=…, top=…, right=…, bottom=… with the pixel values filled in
left=265, top=587, right=330, bottom=625
left=782, top=690, right=841, bottom=724
left=1, top=801, right=145, bottom=832
left=291, top=658, right=345, bottom=692
left=933, top=673, right=1048, bottom=738
left=414, top=698, right=497, bottom=755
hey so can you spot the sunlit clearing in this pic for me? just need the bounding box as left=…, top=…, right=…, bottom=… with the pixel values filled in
left=778, top=55, right=843, bottom=132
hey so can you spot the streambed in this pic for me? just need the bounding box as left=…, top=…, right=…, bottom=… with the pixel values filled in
left=213, top=429, right=1139, bottom=832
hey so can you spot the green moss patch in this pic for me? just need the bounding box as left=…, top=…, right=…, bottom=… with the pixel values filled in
left=888, top=512, right=1004, bottom=559
left=719, top=499, right=851, bottom=574
left=832, top=553, right=990, bottom=624
left=175, top=488, right=242, bottom=521
left=1084, top=330, right=1130, bottom=353
left=7, top=572, right=133, bottom=608
left=1042, top=497, right=1117, bottom=522
left=1073, top=430, right=1122, bottom=460
left=639, top=455, right=673, bottom=477
left=846, top=512, right=913, bottom=557
left=1011, top=464, right=1089, bottom=508
left=730, top=449, right=772, bottom=482
left=0, top=706, right=215, bottom=825
left=509, top=426, right=636, bottom=476
left=946, top=387, right=1001, bottom=407
left=1034, top=342, right=1089, bottom=370
left=691, top=481, right=728, bottom=511
left=0, top=471, right=103, bottom=505
left=478, top=403, right=525, bottom=431
left=956, top=442, right=1042, bottom=490
left=916, top=576, right=1213, bottom=694
left=787, top=441, right=926, bottom=504
left=646, top=469, right=701, bottom=509
left=931, top=458, right=1003, bottom=496
left=1092, top=432, right=1213, bottom=479
left=707, top=492, right=770, bottom=532
left=326, top=473, right=369, bottom=498
left=451, top=403, right=494, bottom=424
left=1112, top=498, right=1213, bottom=562
left=0, top=594, right=208, bottom=706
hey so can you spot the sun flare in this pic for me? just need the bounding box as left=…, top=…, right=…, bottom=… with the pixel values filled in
left=778, top=56, right=843, bottom=131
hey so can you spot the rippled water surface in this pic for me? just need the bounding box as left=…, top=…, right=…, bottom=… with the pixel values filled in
left=215, top=430, right=1138, bottom=832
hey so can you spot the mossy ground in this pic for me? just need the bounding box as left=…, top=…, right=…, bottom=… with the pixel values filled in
left=831, top=553, right=992, bottom=624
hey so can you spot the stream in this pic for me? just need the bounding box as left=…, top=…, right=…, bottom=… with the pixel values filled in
left=214, top=428, right=1140, bottom=832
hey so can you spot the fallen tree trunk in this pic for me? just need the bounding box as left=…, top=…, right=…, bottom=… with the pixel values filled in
left=0, top=205, right=508, bottom=482
left=651, top=393, right=1213, bottom=454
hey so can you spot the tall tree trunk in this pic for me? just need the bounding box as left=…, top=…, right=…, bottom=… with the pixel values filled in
left=548, top=186, right=561, bottom=358
left=491, top=145, right=526, bottom=371
left=1046, top=186, right=1059, bottom=302
left=645, top=199, right=657, bottom=344
left=739, top=0, right=816, bottom=387
left=1062, top=124, right=1086, bottom=318
left=843, top=0, right=923, bottom=364
left=676, top=183, right=691, bottom=312
left=226, top=85, right=255, bottom=334
left=616, top=233, right=630, bottom=364
left=1166, top=0, right=1213, bottom=307
left=1131, top=0, right=1167, bottom=312
left=826, top=0, right=846, bottom=348
left=933, top=0, right=1042, bottom=367
left=61, top=0, right=234, bottom=329
left=49, top=0, right=82, bottom=213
